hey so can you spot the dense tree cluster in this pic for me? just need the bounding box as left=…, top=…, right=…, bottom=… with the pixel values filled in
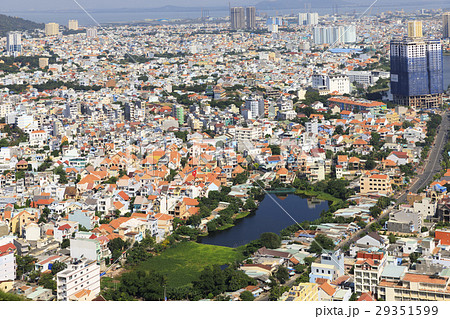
left=309, top=234, right=335, bottom=254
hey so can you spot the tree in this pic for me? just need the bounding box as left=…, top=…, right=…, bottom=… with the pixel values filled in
left=186, top=214, right=202, bottom=227
left=268, top=282, right=285, bottom=301
left=119, top=270, right=166, bottom=301
left=240, top=290, right=255, bottom=301
left=268, top=144, right=281, bottom=155
left=388, top=233, right=397, bottom=244
left=193, top=265, right=226, bottom=298
left=334, top=125, right=344, bottom=135
left=15, top=255, right=37, bottom=278
left=108, top=237, right=128, bottom=261
left=409, top=252, right=421, bottom=264
left=275, top=266, right=290, bottom=284
left=260, top=232, right=281, bottom=249
left=38, top=273, right=56, bottom=292
left=232, top=172, right=248, bottom=185
left=349, top=293, right=358, bottom=301
left=309, top=234, right=334, bottom=254
left=51, top=261, right=67, bottom=275
left=370, top=132, right=383, bottom=150
left=365, top=158, right=376, bottom=170
left=369, top=206, right=382, bottom=218
left=243, top=198, right=257, bottom=212
left=61, top=238, right=70, bottom=249
left=15, top=170, right=25, bottom=181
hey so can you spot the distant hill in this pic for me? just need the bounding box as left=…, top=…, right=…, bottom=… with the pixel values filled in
left=0, top=14, right=43, bottom=37
left=255, top=0, right=350, bottom=10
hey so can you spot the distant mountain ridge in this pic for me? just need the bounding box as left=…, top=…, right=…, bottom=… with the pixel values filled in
left=255, top=0, right=350, bottom=10
left=0, top=14, right=43, bottom=37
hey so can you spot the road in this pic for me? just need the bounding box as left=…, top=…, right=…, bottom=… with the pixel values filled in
left=396, top=110, right=449, bottom=204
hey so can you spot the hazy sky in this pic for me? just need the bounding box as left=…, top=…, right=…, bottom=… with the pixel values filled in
left=1, top=0, right=261, bottom=11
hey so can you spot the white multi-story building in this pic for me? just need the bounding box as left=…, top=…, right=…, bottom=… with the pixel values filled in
left=6, top=32, right=22, bottom=56
left=347, top=71, right=376, bottom=86
left=86, top=28, right=98, bottom=38
left=313, top=25, right=356, bottom=45
left=70, top=238, right=101, bottom=262
left=0, top=103, right=13, bottom=119
left=0, top=243, right=16, bottom=281
left=45, top=23, right=59, bottom=36
left=243, top=97, right=264, bottom=120
left=298, top=13, right=307, bottom=25
left=57, top=258, right=100, bottom=301
left=312, top=74, right=350, bottom=95
left=236, top=126, right=262, bottom=141
left=16, top=114, right=38, bottom=133
left=413, top=197, right=437, bottom=220
left=305, top=121, right=319, bottom=134
left=354, top=251, right=386, bottom=295
left=299, top=12, right=318, bottom=25
left=68, top=20, right=79, bottom=30
left=307, top=13, right=319, bottom=25
left=29, top=130, right=48, bottom=147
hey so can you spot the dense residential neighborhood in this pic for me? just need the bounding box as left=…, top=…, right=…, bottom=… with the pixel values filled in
left=0, top=5, right=450, bottom=303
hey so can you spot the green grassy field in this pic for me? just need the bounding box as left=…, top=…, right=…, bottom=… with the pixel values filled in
left=295, top=189, right=343, bottom=206
left=138, top=241, right=243, bottom=288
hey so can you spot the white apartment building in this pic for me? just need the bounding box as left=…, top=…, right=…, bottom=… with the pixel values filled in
left=354, top=251, right=387, bottom=295
left=86, top=28, right=98, bottom=38
left=0, top=243, right=16, bottom=281
left=235, top=126, right=262, bottom=141
left=68, top=20, right=79, bottom=30
left=29, top=130, right=48, bottom=147
left=0, top=103, right=13, bottom=119
left=413, top=197, right=437, bottom=219
left=347, top=71, right=377, bottom=86
left=45, top=23, right=59, bottom=36
left=57, top=258, right=100, bottom=301
left=299, top=12, right=319, bottom=25
left=70, top=238, right=101, bottom=262
left=312, top=74, right=351, bottom=95
left=6, top=32, right=22, bottom=56
left=16, top=114, right=38, bottom=133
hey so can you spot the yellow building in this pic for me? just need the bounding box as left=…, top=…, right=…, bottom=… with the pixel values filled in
left=0, top=280, right=14, bottom=293
left=45, top=23, right=59, bottom=36
left=280, top=282, right=319, bottom=301
left=10, top=210, right=37, bottom=236
left=360, top=174, right=392, bottom=196
left=385, top=112, right=400, bottom=124
left=408, top=21, right=423, bottom=38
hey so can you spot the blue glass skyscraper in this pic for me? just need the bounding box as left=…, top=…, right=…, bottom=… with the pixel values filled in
left=390, top=37, right=444, bottom=108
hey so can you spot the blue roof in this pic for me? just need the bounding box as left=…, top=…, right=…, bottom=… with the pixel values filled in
left=329, top=48, right=363, bottom=54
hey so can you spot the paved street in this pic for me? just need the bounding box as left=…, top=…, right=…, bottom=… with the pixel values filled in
left=396, top=110, right=449, bottom=204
